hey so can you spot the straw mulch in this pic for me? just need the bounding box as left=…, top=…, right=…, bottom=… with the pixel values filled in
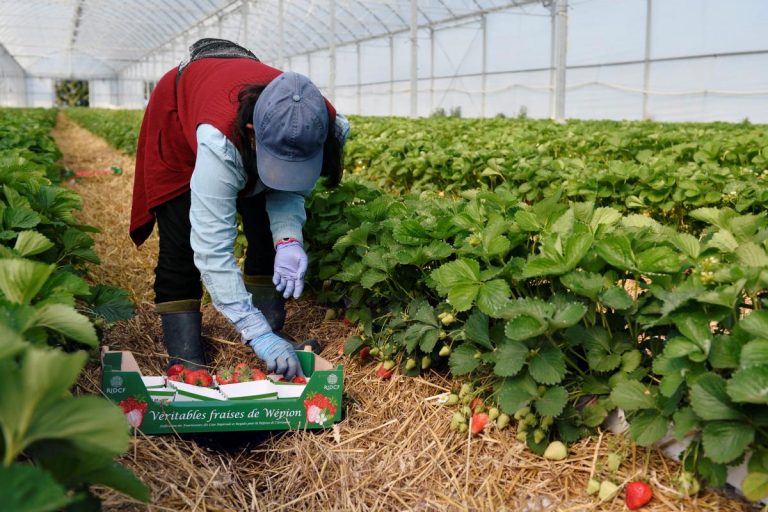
left=52, top=111, right=756, bottom=512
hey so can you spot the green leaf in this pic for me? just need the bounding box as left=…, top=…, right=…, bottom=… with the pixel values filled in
left=87, top=285, right=134, bottom=323
left=4, top=207, right=41, bottom=230
left=0, top=323, right=27, bottom=359
left=621, top=350, right=642, bottom=373
left=13, top=231, right=54, bottom=257
left=742, top=472, right=768, bottom=502
left=595, top=236, right=635, bottom=271
left=737, top=242, right=768, bottom=268
left=528, top=346, right=566, bottom=385
left=0, top=258, right=54, bottom=305
left=599, top=286, right=633, bottom=310
left=26, top=304, right=98, bottom=347
left=431, top=259, right=481, bottom=312
left=463, top=310, right=491, bottom=350
left=636, top=246, right=681, bottom=273
left=560, top=271, right=603, bottom=301
left=629, top=411, right=669, bottom=446
left=494, top=340, right=528, bottom=377
left=663, top=337, right=707, bottom=363
left=740, top=311, right=768, bottom=339
left=476, top=279, right=511, bottom=318
left=580, top=401, right=609, bottom=428
left=448, top=344, right=480, bottom=376
left=610, top=381, right=656, bottom=411
left=0, top=464, right=72, bottom=512
left=497, top=374, right=537, bottom=414
left=690, top=373, right=742, bottom=420
left=343, top=335, right=365, bottom=356
left=505, top=315, right=547, bottom=341
left=550, top=302, right=587, bottom=329
left=360, top=269, right=387, bottom=289
left=673, top=407, right=699, bottom=441
left=78, top=463, right=151, bottom=503
left=535, top=386, right=568, bottom=417
left=672, top=233, right=700, bottom=259
left=727, top=367, right=768, bottom=404
left=708, top=334, right=741, bottom=369
left=740, top=340, right=768, bottom=369
left=702, top=421, right=754, bottom=464
left=708, top=230, right=739, bottom=253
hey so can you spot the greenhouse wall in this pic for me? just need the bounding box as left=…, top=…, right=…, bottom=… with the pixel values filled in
left=25, top=77, right=54, bottom=107
left=5, top=0, right=767, bottom=122
left=0, top=45, right=25, bottom=106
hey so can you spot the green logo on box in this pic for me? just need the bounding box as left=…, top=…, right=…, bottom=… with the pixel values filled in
left=110, top=375, right=124, bottom=387
left=327, top=374, right=338, bottom=385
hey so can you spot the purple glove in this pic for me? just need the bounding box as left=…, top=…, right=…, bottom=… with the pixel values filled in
left=273, top=240, right=308, bottom=299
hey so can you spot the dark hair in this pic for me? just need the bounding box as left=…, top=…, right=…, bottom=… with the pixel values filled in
left=233, top=84, right=344, bottom=189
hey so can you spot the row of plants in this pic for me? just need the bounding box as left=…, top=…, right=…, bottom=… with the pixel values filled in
left=64, top=109, right=768, bottom=227
left=65, top=108, right=144, bottom=155
left=304, top=174, right=768, bottom=501
left=0, top=108, right=147, bottom=511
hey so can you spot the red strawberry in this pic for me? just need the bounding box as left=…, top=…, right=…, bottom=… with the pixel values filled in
left=166, top=364, right=187, bottom=378
left=185, top=369, right=213, bottom=387
left=470, top=398, right=484, bottom=413
left=215, top=366, right=236, bottom=385
left=625, top=481, right=653, bottom=510
left=376, top=362, right=394, bottom=379
left=358, top=346, right=371, bottom=361
left=167, top=374, right=181, bottom=382
left=470, top=413, right=489, bottom=435
left=342, top=317, right=354, bottom=327
left=292, top=376, right=307, bottom=384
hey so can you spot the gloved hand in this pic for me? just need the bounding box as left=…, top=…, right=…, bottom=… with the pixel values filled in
left=273, top=240, right=308, bottom=299
left=248, top=331, right=304, bottom=380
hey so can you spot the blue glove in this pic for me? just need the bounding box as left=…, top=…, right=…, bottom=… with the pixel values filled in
left=248, top=331, right=304, bottom=380
left=273, top=241, right=308, bottom=299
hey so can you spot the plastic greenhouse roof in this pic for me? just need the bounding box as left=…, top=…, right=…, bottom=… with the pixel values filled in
left=0, top=0, right=536, bottom=79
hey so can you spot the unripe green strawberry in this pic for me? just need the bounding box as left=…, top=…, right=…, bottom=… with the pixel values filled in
left=446, top=393, right=459, bottom=406
left=540, top=415, right=554, bottom=428
left=514, top=406, right=530, bottom=420
left=449, top=420, right=459, bottom=431
left=461, top=405, right=472, bottom=417
left=533, top=429, right=545, bottom=444
left=473, top=351, right=482, bottom=360
left=488, top=407, right=500, bottom=421
left=537, top=385, right=547, bottom=395
left=439, top=330, right=448, bottom=339
left=516, top=431, right=528, bottom=443
left=496, top=413, right=510, bottom=430
left=586, top=478, right=600, bottom=495
left=459, top=383, right=473, bottom=397
left=606, top=453, right=622, bottom=472
left=524, top=413, right=536, bottom=425
left=439, top=344, right=452, bottom=357
left=543, top=441, right=568, bottom=461
left=458, top=423, right=468, bottom=433
left=382, top=360, right=396, bottom=371
left=369, top=347, right=379, bottom=357
left=452, top=411, right=466, bottom=424
left=421, top=355, right=431, bottom=370
left=598, top=480, right=619, bottom=501
left=405, top=358, right=417, bottom=370
left=438, top=312, right=457, bottom=326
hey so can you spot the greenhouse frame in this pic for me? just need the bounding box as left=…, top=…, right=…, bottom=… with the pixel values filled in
left=0, top=0, right=766, bottom=122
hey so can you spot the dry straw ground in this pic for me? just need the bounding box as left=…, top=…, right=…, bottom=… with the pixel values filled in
left=52, top=111, right=755, bottom=511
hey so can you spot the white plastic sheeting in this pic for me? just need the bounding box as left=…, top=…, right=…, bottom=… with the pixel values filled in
left=0, top=0, right=766, bottom=122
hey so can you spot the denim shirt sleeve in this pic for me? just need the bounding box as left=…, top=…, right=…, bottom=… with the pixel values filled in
left=189, top=124, right=271, bottom=342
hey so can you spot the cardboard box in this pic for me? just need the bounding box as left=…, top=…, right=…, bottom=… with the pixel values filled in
left=101, top=347, right=343, bottom=434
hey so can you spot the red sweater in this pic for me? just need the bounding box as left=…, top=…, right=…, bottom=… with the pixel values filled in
left=129, top=58, right=335, bottom=246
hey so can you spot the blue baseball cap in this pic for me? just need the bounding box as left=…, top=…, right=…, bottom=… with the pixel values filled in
left=253, top=72, right=328, bottom=192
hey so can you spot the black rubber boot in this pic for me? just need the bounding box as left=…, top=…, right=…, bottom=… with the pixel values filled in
left=244, top=275, right=286, bottom=331
left=244, top=275, right=321, bottom=354
left=156, top=300, right=206, bottom=370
